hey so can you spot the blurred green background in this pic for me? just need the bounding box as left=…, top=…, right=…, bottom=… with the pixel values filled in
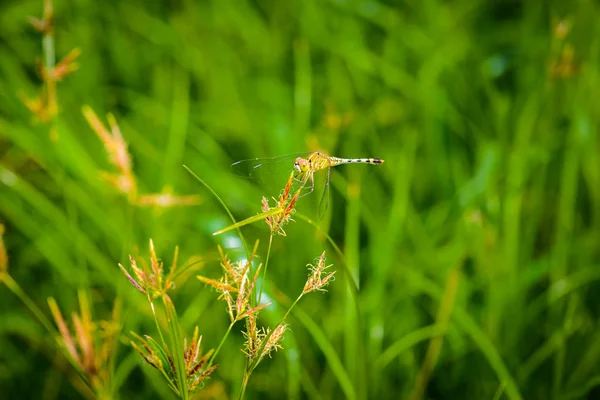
left=2, top=0, right=600, bottom=399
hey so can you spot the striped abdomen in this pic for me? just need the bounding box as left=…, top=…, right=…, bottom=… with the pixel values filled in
left=329, top=157, right=385, bottom=167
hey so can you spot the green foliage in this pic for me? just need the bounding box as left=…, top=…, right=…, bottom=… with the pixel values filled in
left=2, top=0, right=600, bottom=399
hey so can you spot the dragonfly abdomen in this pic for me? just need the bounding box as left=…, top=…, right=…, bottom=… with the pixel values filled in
left=330, top=157, right=384, bottom=166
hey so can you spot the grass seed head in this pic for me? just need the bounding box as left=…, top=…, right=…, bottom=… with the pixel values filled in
left=303, top=251, right=336, bottom=295
left=132, top=327, right=216, bottom=394
left=260, top=323, right=287, bottom=359
left=119, top=240, right=179, bottom=302
left=198, top=242, right=270, bottom=322
left=261, top=171, right=301, bottom=236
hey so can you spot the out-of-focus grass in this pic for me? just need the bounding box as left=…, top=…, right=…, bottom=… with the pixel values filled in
left=1, top=0, right=600, bottom=399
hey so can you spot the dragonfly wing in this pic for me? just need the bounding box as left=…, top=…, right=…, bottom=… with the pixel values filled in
left=317, top=166, right=331, bottom=220
left=230, top=158, right=293, bottom=197
left=231, top=153, right=312, bottom=184
left=231, top=158, right=276, bottom=181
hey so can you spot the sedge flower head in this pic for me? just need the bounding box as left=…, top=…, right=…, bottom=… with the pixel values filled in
left=303, top=251, right=336, bottom=295
left=119, top=239, right=179, bottom=303
left=242, top=315, right=287, bottom=363
left=197, top=241, right=270, bottom=322
left=131, top=326, right=217, bottom=394
left=261, top=323, right=287, bottom=359
left=262, top=171, right=302, bottom=236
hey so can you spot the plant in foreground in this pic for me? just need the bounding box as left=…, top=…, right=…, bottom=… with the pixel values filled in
left=212, top=169, right=306, bottom=308
left=243, top=250, right=334, bottom=365
left=238, top=251, right=335, bottom=398
left=195, top=158, right=337, bottom=397
left=196, top=240, right=271, bottom=377
left=197, top=241, right=270, bottom=324
left=119, top=240, right=216, bottom=398
left=199, top=241, right=335, bottom=398
left=118, top=239, right=178, bottom=305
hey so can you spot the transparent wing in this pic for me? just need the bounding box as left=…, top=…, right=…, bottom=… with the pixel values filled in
left=231, top=153, right=313, bottom=197
left=231, top=153, right=313, bottom=178
left=317, top=166, right=331, bottom=220
left=288, top=166, right=330, bottom=220
left=231, top=153, right=312, bottom=182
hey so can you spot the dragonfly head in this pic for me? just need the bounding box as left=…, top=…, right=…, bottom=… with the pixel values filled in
left=294, top=157, right=309, bottom=174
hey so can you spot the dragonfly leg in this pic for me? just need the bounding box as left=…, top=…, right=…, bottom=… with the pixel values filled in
left=298, top=173, right=315, bottom=198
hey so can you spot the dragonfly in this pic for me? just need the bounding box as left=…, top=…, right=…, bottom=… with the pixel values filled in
left=232, top=152, right=384, bottom=219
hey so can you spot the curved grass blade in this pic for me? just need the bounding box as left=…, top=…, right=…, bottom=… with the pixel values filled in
left=164, top=299, right=189, bottom=400
left=212, top=207, right=284, bottom=236
left=375, top=324, right=445, bottom=370
left=144, top=335, right=176, bottom=381
left=292, top=302, right=356, bottom=400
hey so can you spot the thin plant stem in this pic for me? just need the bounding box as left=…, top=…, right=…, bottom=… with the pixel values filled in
left=294, top=212, right=359, bottom=297
left=149, top=301, right=167, bottom=347
left=247, top=293, right=304, bottom=374
left=183, top=165, right=249, bottom=259
left=121, top=199, right=136, bottom=267
left=257, top=234, right=273, bottom=306
left=207, top=321, right=235, bottom=368
left=280, top=295, right=303, bottom=323
left=238, top=369, right=250, bottom=400
left=238, top=293, right=305, bottom=397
